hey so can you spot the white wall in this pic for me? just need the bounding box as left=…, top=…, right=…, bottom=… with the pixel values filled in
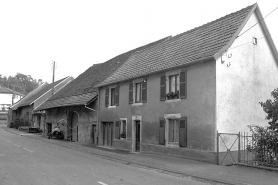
left=0, top=94, right=12, bottom=105
left=216, top=11, right=278, bottom=134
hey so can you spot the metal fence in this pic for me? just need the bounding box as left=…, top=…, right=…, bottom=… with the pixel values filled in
left=239, top=132, right=278, bottom=168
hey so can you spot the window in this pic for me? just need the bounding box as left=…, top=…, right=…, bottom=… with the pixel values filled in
left=110, top=88, right=116, bottom=106
left=105, top=86, right=120, bottom=107
left=115, top=119, right=127, bottom=139
left=166, top=74, right=180, bottom=100
left=129, top=79, right=147, bottom=104
left=135, top=82, right=142, bottom=103
left=253, top=37, right=257, bottom=45
left=168, top=119, right=179, bottom=142
left=160, top=71, right=187, bottom=101
left=120, top=120, right=127, bottom=138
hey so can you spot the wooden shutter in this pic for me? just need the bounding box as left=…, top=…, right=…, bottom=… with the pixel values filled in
left=115, top=121, right=120, bottom=139
left=180, top=70, right=187, bottom=99
left=160, top=76, right=166, bottom=101
left=129, top=82, right=133, bottom=104
left=115, top=85, right=120, bottom=106
left=179, top=117, right=187, bottom=147
left=159, top=118, right=165, bottom=145
left=105, top=87, right=109, bottom=107
left=142, top=79, right=147, bottom=103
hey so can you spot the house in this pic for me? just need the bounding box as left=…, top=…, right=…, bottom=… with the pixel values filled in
left=9, top=76, right=73, bottom=128
left=0, top=86, right=24, bottom=124
left=96, top=4, right=278, bottom=163
left=34, top=37, right=169, bottom=143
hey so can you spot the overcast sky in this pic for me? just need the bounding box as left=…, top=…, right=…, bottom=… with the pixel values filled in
left=1, top=0, right=277, bottom=83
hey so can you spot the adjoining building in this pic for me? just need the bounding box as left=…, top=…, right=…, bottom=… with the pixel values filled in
left=35, top=37, right=170, bottom=144
left=0, top=86, right=24, bottom=124
left=9, top=77, right=73, bottom=128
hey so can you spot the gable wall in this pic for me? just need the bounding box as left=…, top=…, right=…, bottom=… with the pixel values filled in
left=216, top=12, right=278, bottom=136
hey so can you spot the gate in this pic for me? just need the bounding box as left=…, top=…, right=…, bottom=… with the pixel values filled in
left=217, top=132, right=240, bottom=165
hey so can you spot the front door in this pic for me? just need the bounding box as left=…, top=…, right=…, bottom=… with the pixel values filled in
left=103, top=122, right=113, bottom=147
left=135, top=121, right=140, bottom=151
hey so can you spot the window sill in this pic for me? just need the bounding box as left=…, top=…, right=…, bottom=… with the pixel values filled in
left=108, top=105, right=116, bottom=108
left=167, top=142, right=180, bottom=148
left=165, top=99, right=181, bottom=103
left=132, top=102, right=143, bottom=106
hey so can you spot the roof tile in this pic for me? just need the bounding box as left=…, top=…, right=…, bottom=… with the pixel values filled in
left=97, top=4, right=255, bottom=86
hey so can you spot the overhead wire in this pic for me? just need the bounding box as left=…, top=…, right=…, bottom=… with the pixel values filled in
left=236, top=5, right=278, bottom=39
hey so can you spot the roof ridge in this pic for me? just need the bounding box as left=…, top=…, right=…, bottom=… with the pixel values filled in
left=97, top=3, right=256, bottom=87
left=172, top=4, right=256, bottom=40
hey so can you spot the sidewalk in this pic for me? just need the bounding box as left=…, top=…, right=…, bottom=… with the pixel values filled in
left=3, top=126, right=278, bottom=185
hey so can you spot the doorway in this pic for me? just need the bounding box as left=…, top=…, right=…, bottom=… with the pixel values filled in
left=91, top=125, right=97, bottom=144
left=68, top=112, right=78, bottom=142
left=47, top=123, right=52, bottom=135
left=102, top=122, right=113, bottom=147
left=135, top=120, right=141, bottom=151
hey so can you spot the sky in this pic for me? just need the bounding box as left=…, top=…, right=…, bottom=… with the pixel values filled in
left=0, top=0, right=278, bottom=83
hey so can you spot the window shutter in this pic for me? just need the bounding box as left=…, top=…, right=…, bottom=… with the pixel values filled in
left=115, top=121, right=120, bottom=139
left=180, top=71, right=187, bottom=99
left=115, top=85, right=120, bottom=106
left=179, top=117, right=187, bottom=147
left=129, top=82, right=133, bottom=104
left=105, top=87, right=109, bottom=107
left=160, top=76, right=166, bottom=101
left=142, top=79, right=147, bottom=103
left=159, top=118, right=165, bottom=145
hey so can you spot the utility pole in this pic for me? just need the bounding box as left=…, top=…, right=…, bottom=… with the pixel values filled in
left=52, top=61, right=55, bottom=96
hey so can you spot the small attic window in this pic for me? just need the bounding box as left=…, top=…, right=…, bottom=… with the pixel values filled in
left=253, top=37, right=257, bottom=45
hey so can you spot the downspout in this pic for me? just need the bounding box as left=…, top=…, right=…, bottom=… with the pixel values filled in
left=84, top=103, right=99, bottom=145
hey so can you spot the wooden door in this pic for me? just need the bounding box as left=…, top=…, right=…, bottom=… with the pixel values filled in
left=135, top=121, right=140, bottom=151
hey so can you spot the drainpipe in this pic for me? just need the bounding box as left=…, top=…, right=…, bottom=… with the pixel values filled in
left=84, top=104, right=99, bottom=145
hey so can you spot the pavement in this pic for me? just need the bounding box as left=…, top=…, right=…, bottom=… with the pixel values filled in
left=2, top=125, right=278, bottom=185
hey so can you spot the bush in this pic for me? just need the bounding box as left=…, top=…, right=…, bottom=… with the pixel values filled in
left=11, top=119, right=24, bottom=129
left=247, top=125, right=278, bottom=167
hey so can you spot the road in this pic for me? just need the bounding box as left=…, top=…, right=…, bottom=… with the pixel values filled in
left=0, top=126, right=211, bottom=185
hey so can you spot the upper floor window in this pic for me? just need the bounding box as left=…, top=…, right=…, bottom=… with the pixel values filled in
left=110, top=88, right=116, bottom=106
left=160, top=70, right=187, bottom=101
left=105, top=85, right=119, bottom=107
left=168, top=75, right=180, bottom=99
left=135, top=82, right=142, bottom=103
left=129, top=79, right=147, bottom=104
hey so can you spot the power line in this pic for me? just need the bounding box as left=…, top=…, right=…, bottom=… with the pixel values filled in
left=237, top=5, right=278, bottom=39
left=228, top=36, right=265, bottom=51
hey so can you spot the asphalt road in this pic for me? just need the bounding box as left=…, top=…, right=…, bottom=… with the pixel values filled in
left=0, top=126, right=211, bottom=185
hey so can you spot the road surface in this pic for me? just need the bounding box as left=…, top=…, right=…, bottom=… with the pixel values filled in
left=0, top=126, right=211, bottom=185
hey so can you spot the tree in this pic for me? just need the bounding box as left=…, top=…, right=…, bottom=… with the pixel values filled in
left=259, top=88, right=278, bottom=130
left=0, top=73, right=41, bottom=95
left=246, top=88, right=278, bottom=167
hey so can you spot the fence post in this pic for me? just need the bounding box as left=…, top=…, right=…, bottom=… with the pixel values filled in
left=238, top=132, right=241, bottom=163
left=217, top=131, right=219, bottom=165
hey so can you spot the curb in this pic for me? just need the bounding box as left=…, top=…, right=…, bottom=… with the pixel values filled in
left=237, top=163, right=278, bottom=172
left=3, top=127, right=249, bottom=185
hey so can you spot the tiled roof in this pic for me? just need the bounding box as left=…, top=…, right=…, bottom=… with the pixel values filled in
left=35, top=92, right=97, bottom=111
left=11, top=77, right=67, bottom=110
left=36, top=36, right=170, bottom=110
left=48, top=36, right=170, bottom=101
left=0, top=86, right=25, bottom=96
left=97, top=4, right=255, bottom=87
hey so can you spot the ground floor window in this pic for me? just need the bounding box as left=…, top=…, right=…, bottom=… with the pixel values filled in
left=168, top=119, right=179, bottom=143
left=120, top=120, right=127, bottom=139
